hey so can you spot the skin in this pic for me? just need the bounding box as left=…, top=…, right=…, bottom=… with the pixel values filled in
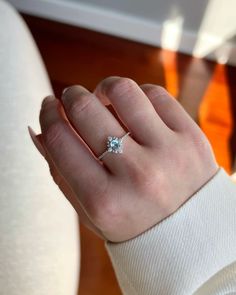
left=29, top=76, right=219, bottom=243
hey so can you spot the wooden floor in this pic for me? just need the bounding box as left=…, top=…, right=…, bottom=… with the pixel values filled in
left=22, top=14, right=236, bottom=295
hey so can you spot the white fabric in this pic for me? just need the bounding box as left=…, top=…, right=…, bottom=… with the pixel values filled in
left=0, top=1, right=80, bottom=294
left=106, top=169, right=236, bottom=295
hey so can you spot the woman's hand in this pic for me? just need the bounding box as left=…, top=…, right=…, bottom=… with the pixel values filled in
left=29, top=77, right=218, bottom=242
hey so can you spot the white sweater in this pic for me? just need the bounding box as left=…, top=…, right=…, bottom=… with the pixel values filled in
left=106, top=168, right=236, bottom=294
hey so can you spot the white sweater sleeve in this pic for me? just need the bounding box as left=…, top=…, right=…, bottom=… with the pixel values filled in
left=105, top=168, right=236, bottom=295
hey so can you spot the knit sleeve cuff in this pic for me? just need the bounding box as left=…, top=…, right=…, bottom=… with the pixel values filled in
left=105, top=168, right=236, bottom=295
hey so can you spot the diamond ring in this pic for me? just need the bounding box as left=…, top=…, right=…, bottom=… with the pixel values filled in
left=98, top=132, right=131, bottom=161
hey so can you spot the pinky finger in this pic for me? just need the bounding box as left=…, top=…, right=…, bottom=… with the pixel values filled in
left=42, top=135, right=105, bottom=238
left=28, top=128, right=104, bottom=238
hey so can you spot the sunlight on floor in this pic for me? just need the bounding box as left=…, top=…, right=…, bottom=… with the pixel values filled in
left=160, top=50, right=179, bottom=98
left=199, top=64, right=233, bottom=173
left=161, top=51, right=233, bottom=173
left=161, top=16, right=183, bottom=51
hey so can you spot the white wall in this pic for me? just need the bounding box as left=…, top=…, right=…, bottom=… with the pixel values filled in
left=7, top=0, right=236, bottom=65
left=76, top=0, right=209, bottom=32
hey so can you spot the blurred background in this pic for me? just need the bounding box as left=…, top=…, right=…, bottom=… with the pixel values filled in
left=6, top=0, right=236, bottom=294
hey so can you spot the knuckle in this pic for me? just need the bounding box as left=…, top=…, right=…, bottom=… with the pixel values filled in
left=49, top=165, right=63, bottom=187
left=84, top=183, right=120, bottom=229
left=126, top=158, right=159, bottom=193
left=141, top=172, right=162, bottom=197
left=131, top=165, right=169, bottom=210
left=188, top=129, right=211, bottom=157
left=93, top=198, right=120, bottom=229
left=154, top=85, right=167, bottom=93
left=39, top=102, right=53, bottom=122
left=143, top=85, right=168, bottom=99
left=105, top=77, right=136, bottom=98
left=68, top=93, right=94, bottom=118
left=43, top=121, right=65, bottom=148
left=195, top=136, right=213, bottom=161
left=64, top=85, right=77, bottom=95
left=124, top=154, right=169, bottom=203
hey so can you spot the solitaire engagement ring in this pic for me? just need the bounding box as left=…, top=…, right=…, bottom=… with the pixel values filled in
left=98, top=132, right=131, bottom=161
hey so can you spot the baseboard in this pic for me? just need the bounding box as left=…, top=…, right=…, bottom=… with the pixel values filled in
left=8, top=0, right=236, bottom=65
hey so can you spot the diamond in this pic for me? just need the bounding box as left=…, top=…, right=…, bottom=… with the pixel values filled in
left=107, top=136, right=122, bottom=153
left=98, top=132, right=130, bottom=160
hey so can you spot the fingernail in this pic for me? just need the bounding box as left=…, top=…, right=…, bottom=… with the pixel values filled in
left=62, top=87, right=70, bottom=96
left=28, top=126, right=46, bottom=157
left=42, top=95, right=55, bottom=107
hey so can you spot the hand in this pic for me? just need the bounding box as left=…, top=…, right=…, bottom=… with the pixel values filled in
left=29, top=77, right=219, bottom=242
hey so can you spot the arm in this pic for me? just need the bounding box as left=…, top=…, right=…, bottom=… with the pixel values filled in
left=106, top=169, right=236, bottom=294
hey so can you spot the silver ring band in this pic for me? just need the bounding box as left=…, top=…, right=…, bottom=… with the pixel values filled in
left=98, top=132, right=131, bottom=161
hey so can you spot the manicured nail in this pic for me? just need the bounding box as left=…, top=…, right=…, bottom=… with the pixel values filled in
left=62, top=87, right=70, bottom=96
left=28, top=126, right=46, bottom=157
left=42, top=95, right=55, bottom=107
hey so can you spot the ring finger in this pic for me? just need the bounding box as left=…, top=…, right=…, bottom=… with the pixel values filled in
left=61, top=85, right=140, bottom=174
